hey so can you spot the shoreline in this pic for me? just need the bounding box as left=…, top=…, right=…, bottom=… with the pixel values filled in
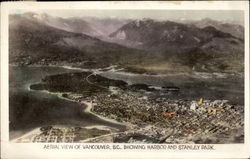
left=9, top=64, right=244, bottom=79
left=11, top=125, right=118, bottom=143
left=10, top=65, right=244, bottom=143
left=82, top=101, right=123, bottom=125
left=37, top=89, right=125, bottom=127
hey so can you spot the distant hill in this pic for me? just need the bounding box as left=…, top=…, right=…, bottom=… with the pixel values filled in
left=84, top=17, right=130, bottom=37
left=110, top=19, right=240, bottom=52
left=9, top=14, right=148, bottom=67
left=109, top=18, right=244, bottom=72
left=9, top=13, right=244, bottom=73
left=20, top=12, right=101, bottom=37
left=20, top=13, right=129, bottom=38
left=185, top=18, right=244, bottom=40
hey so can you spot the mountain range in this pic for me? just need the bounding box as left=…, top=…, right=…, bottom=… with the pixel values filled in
left=9, top=13, right=149, bottom=68
left=9, top=12, right=244, bottom=72
left=186, top=18, right=244, bottom=40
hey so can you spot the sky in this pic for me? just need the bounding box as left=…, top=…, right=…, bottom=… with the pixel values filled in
left=14, top=10, right=244, bottom=25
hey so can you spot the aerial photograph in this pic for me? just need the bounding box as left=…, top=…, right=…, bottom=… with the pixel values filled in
left=9, top=10, right=244, bottom=144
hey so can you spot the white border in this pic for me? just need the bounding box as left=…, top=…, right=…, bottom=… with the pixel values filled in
left=1, top=1, right=249, bottom=159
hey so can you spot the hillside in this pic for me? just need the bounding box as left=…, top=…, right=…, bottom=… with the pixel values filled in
left=22, top=12, right=101, bottom=37
left=9, top=13, right=244, bottom=73
left=110, top=19, right=239, bottom=52
left=109, top=19, right=244, bottom=72
left=9, top=14, right=148, bottom=68
left=187, top=18, right=244, bottom=40
left=84, top=17, right=130, bottom=37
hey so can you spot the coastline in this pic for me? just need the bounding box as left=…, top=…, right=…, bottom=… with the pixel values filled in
left=10, top=64, right=245, bottom=143
left=10, top=63, right=244, bottom=80
left=37, top=89, right=125, bottom=127
left=82, top=101, right=123, bottom=125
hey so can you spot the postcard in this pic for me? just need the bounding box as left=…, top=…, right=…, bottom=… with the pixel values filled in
left=1, top=1, right=249, bottom=159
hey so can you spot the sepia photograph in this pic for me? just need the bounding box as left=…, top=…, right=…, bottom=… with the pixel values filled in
left=9, top=9, right=245, bottom=144
left=1, top=1, right=249, bottom=159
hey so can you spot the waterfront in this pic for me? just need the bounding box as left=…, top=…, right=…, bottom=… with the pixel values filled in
left=9, top=66, right=125, bottom=140
left=9, top=66, right=244, bottom=143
